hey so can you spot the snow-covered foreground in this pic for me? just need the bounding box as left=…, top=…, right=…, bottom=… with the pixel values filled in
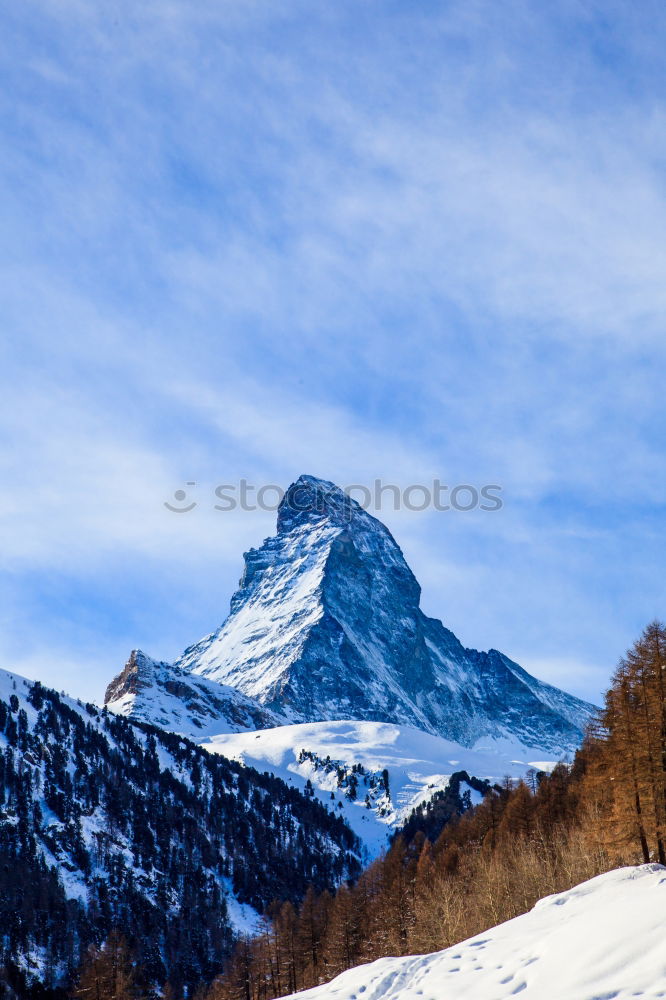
left=283, top=865, right=666, bottom=1000
left=203, top=720, right=560, bottom=856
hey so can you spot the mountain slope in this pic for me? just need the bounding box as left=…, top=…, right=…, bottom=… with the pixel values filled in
left=123, top=474, right=593, bottom=754
left=278, top=865, right=666, bottom=1000
left=0, top=667, right=360, bottom=995
left=203, top=720, right=560, bottom=857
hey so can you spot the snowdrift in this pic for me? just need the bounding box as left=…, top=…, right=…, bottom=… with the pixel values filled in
left=285, top=865, right=666, bottom=1000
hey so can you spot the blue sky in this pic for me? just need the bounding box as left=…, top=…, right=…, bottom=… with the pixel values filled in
left=1, top=0, right=665, bottom=705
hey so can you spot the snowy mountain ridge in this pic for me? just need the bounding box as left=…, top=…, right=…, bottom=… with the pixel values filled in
left=105, top=648, right=280, bottom=738
left=107, top=475, right=595, bottom=756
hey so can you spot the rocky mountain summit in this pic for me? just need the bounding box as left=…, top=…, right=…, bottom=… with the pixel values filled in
left=105, top=648, right=279, bottom=738
left=106, top=476, right=595, bottom=754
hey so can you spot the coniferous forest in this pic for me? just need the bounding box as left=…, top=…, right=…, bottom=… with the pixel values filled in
left=0, top=679, right=360, bottom=998
left=2, top=623, right=666, bottom=999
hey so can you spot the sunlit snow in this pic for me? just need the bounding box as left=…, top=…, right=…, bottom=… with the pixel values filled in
left=203, top=719, right=560, bottom=856
left=279, top=865, right=666, bottom=1000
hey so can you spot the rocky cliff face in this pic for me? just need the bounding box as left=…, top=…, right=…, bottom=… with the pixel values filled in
left=107, top=476, right=595, bottom=754
left=105, top=648, right=279, bottom=738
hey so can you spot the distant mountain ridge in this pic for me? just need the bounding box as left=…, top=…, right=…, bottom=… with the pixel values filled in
left=107, top=475, right=595, bottom=755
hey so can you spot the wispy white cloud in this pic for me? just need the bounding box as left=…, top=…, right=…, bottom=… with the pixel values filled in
left=1, top=0, right=665, bottom=704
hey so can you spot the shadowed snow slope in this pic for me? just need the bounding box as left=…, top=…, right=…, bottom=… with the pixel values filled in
left=283, top=865, right=666, bottom=1000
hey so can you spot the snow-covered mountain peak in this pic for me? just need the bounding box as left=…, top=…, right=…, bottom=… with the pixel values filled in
left=104, top=647, right=162, bottom=700
left=174, top=474, right=425, bottom=721
left=274, top=475, right=420, bottom=598
left=277, top=475, right=376, bottom=533
left=107, top=474, right=596, bottom=754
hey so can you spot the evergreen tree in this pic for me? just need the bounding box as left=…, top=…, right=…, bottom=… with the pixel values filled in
left=589, top=622, right=666, bottom=862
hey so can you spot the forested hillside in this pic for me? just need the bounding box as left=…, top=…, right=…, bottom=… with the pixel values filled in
left=0, top=670, right=361, bottom=998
